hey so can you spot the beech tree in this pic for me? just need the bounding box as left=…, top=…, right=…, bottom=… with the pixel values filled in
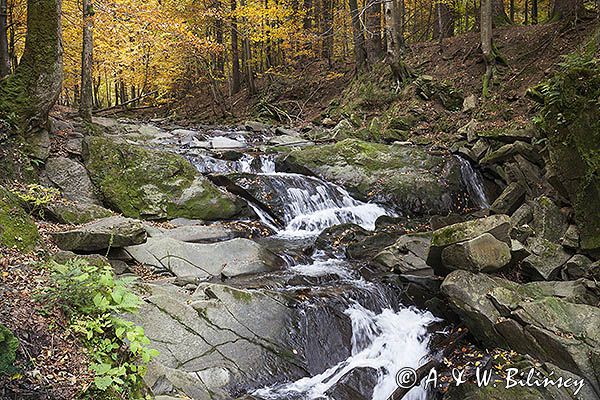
left=0, top=0, right=9, bottom=78
left=80, top=0, right=94, bottom=121
left=552, top=0, right=585, bottom=20
left=481, top=0, right=494, bottom=96
left=0, top=0, right=63, bottom=132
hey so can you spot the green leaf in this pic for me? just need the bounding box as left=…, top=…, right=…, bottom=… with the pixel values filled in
left=94, top=375, right=113, bottom=390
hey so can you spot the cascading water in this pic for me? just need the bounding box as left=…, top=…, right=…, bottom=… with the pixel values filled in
left=183, top=148, right=439, bottom=400
left=456, top=156, right=490, bottom=209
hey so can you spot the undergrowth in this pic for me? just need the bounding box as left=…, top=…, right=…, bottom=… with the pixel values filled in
left=40, top=258, right=158, bottom=399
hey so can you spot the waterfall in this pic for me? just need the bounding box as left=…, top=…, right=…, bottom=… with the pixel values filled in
left=456, top=156, right=490, bottom=209
left=253, top=302, right=437, bottom=400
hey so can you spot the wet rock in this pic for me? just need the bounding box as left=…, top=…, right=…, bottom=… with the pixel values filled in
left=268, top=135, right=314, bottom=147
left=490, top=182, right=526, bottom=215
left=470, top=140, right=489, bottom=161
left=561, top=254, right=595, bottom=281
left=374, top=233, right=432, bottom=274
left=45, top=200, right=114, bottom=225
left=52, top=216, right=147, bottom=252
left=274, top=127, right=301, bottom=136
left=441, top=233, right=511, bottom=273
left=45, top=157, right=101, bottom=205
left=125, top=237, right=283, bottom=279
left=441, top=270, right=600, bottom=394
left=429, top=214, right=466, bottom=230
left=522, top=237, right=571, bottom=281
left=427, top=214, right=512, bottom=269
left=283, top=139, right=465, bottom=216
left=0, top=186, right=39, bottom=252
left=531, top=196, right=569, bottom=243
left=211, top=136, right=247, bottom=150
left=84, top=136, right=245, bottom=220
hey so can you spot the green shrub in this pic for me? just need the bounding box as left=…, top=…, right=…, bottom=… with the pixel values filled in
left=0, top=323, right=18, bottom=375
left=10, top=183, right=60, bottom=218
left=41, top=259, right=158, bottom=398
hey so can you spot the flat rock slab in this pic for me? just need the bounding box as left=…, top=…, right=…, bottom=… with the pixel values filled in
left=211, top=136, right=246, bottom=150
left=125, top=237, right=284, bottom=279
left=45, top=157, right=101, bottom=205
left=52, top=216, right=147, bottom=252
left=148, top=224, right=240, bottom=243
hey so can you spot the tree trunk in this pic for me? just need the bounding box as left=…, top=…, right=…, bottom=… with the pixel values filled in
left=481, top=0, right=494, bottom=97
left=231, top=0, right=241, bottom=94
left=384, top=0, right=410, bottom=84
left=321, top=0, right=334, bottom=65
left=509, top=0, right=514, bottom=22
left=79, top=0, right=93, bottom=122
left=365, top=0, right=383, bottom=63
left=434, top=1, right=454, bottom=40
left=531, top=0, right=538, bottom=23
left=552, top=0, right=584, bottom=20
left=214, top=0, right=224, bottom=76
left=0, top=0, right=10, bottom=78
left=348, top=0, right=367, bottom=72
left=0, top=0, right=63, bottom=132
left=492, top=0, right=510, bottom=25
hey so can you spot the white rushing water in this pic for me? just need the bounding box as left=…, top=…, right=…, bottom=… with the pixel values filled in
left=456, top=156, right=490, bottom=209
left=187, top=150, right=438, bottom=400
left=253, top=302, right=438, bottom=400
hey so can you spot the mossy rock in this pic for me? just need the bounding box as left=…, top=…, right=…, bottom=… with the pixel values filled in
left=283, top=139, right=465, bottom=216
left=84, top=136, right=245, bottom=220
left=0, top=323, right=18, bottom=375
left=534, top=39, right=600, bottom=251
left=0, top=185, right=39, bottom=251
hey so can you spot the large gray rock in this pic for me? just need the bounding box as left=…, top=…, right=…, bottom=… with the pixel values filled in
left=151, top=224, right=241, bottom=243
left=522, top=237, right=571, bottom=281
left=531, top=196, right=569, bottom=243
left=441, top=233, right=511, bottom=273
left=45, top=157, right=101, bottom=205
left=490, top=182, right=526, bottom=215
left=45, top=200, right=114, bottom=225
left=427, top=214, right=512, bottom=269
left=52, top=216, right=147, bottom=251
left=441, top=270, right=600, bottom=395
left=125, top=237, right=284, bottom=279
left=211, top=136, right=246, bottom=150
left=84, top=136, right=246, bottom=220
left=561, top=254, right=596, bottom=281
left=373, top=233, right=431, bottom=274
left=283, top=139, right=466, bottom=216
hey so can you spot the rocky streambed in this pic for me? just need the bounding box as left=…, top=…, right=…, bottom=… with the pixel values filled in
left=28, top=116, right=600, bottom=400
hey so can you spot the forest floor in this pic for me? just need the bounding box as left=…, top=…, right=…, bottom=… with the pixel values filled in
left=129, top=18, right=600, bottom=133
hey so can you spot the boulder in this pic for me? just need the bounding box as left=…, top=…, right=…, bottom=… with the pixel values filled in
left=153, top=224, right=241, bottom=243
left=283, top=139, right=466, bottom=216
left=522, top=237, right=571, bottom=281
left=462, top=94, right=477, bottom=112
left=84, top=136, right=245, bottom=220
left=51, top=216, right=147, bottom=252
left=560, top=225, right=580, bottom=250
left=480, top=141, right=542, bottom=166
left=0, top=186, right=39, bottom=252
left=531, top=196, right=569, bottom=243
left=490, top=182, right=526, bottom=215
left=441, top=270, right=600, bottom=394
left=44, top=157, right=101, bottom=205
left=210, top=136, right=246, bottom=150
left=561, top=254, right=595, bottom=281
left=477, top=124, right=537, bottom=143
left=244, top=121, right=270, bottom=132
left=440, top=233, right=511, bottom=273
left=45, top=200, right=114, bottom=225
left=268, top=135, right=314, bottom=147
left=125, top=237, right=283, bottom=279
left=374, top=233, right=432, bottom=274
left=535, top=58, right=600, bottom=252
left=427, top=214, right=512, bottom=269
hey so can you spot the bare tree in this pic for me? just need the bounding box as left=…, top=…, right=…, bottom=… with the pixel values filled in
left=80, top=0, right=94, bottom=121
left=0, top=0, right=63, bottom=132
left=349, top=0, right=367, bottom=71
left=365, top=0, right=384, bottom=63
left=481, top=0, right=494, bottom=96
left=231, top=0, right=241, bottom=94
left=0, top=0, right=9, bottom=78
left=384, top=0, right=411, bottom=85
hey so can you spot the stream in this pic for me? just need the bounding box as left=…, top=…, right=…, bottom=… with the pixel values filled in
left=142, top=124, right=489, bottom=400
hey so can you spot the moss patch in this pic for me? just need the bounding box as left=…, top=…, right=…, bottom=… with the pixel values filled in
left=0, top=185, right=39, bottom=252
left=84, top=136, right=244, bottom=220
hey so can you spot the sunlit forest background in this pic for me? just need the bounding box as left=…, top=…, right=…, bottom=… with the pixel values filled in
left=4, top=0, right=583, bottom=110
